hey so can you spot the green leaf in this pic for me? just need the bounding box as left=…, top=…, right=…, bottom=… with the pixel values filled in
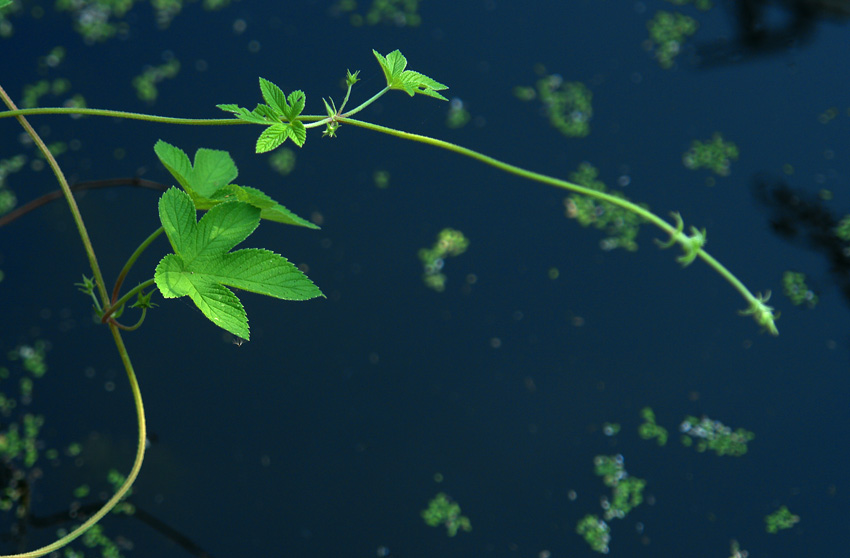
left=200, top=185, right=318, bottom=229
left=216, top=104, right=270, bottom=124
left=0, top=0, right=12, bottom=10
left=398, top=70, right=449, bottom=100
left=286, top=90, right=306, bottom=120
left=288, top=120, right=307, bottom=147
left=253, top=104, right=279, bottom=121
left=256, top=124, right=289, bottom=153
left=373, top=49, right=449, bottom=101
left=154, top=140, right=238, bottom=197
left=154, top=142, right=315, bottom=228
left=154, top=188, right=323, bottom=339
left=323, top=97, right=336, bottom=118
left=259, top=77, right=288, bottom=116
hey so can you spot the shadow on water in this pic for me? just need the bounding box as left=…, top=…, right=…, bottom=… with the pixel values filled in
left=752, top=172, right=850, bottom=306
left=695, top=0, right=850, bottom=67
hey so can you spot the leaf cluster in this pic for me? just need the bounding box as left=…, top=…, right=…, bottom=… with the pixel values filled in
left=153, top=141, right=323, bottom=339
left=372, top=49, right=448, bottom=100
left=218, top=79, right=307, bottom=152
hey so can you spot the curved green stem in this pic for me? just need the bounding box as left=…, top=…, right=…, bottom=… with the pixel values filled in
left=304, top=86, right=390, bottom=131
left=0, top=88, right=110, bottom=308
left=103, top=278, right=157, bottom=324
left=112, top=228, right=164, bottom=303
left=0, top=86, right=149, bottom=558
left=340, top=86, right=390, bottom=119
left=0, top=325, right=147, bottom=558
left=110, top=308, right=149, bottom=331
left=339, top=116, right=778, bottom=335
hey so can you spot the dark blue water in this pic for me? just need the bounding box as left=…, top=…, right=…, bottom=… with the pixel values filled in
left=2, top=1, right=849, bottom=557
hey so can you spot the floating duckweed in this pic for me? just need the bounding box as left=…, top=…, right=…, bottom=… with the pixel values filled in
left=421, top=492, right=472, bottom=536
left=647, top=11, right=699, bottom=69
left=516, top=71, right=593, bottom=137
left=602, top=422, right=620, bottom=436
left=333, top=0, right=423, bottom=27
left=132, top=58, right=180, bottom=103
left=593, top=455, right=646, bottom=520
left=418, top=228, right=469, bottom=292
left=782, top=271, right=817, bottom=308
left=680, top=415, right=754, bottom=456
left=445, top=97, right=470, bottom=129
left=269, top=148, right=296, bottom=176
left=665, top=0, right=713, bottom=9
left=765, top=505, right=800, bottom=533
left=564, top=163, right=645, bottom=251
left=373, top=169, right=390, bottom=189
left=834, top=215, right=850, bottom=241
left=638, top=406, right=669, bottom=446
left=683, top=133, right=739, bottom=176
left=576, top=514, right=610, bottom=554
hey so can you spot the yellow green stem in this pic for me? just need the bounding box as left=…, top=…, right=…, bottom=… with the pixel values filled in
left=339, top=116, right=778, bottom=335
left=0, top=86, right=149, bottom=557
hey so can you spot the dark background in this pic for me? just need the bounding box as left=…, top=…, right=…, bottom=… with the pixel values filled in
left=1, top=1, right=849, bottom=556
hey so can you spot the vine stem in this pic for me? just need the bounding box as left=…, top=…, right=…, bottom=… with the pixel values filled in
left=112, top=228, right=165, bottom=303
left=104, top=278, right=157, bottom=323
left=0, top=106, right=245, bottom=125
left=0, top=102, right=776, bottom=333
left=0, top=85, right=148, bottom=557
left=339, top=116, right=778, bottom=335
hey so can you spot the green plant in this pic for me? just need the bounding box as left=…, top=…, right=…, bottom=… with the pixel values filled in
left=765, top=505, right=800, bottom=533
left=0, top=45, right=780, bottom=557
left=421, top=492, right=472, bottom=537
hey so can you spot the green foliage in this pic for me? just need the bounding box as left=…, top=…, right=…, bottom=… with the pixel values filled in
left=54, top=0, right=135, bottom=43
left=765, top=505, right=800, bottom=533
left=665, top=0, right=713, bottom=9
left=835, top=214, right=850, bottom=241
left=418, top=228, right=469, bottom=292
left=268, top=148, right=296, bottom=175
left=576, top=514, right=610, bottom=554
left=373, top=169, right=390, bottom=189
left=564, top=162, right=645, bottom=251
left=154, top=140, right=316, bottom=227
left=154, top=188, right=323, bottom=340
left=372, top=49, right=448, bottom=101
left=638, top=406, right=668, bottom=445
left=80, top=524, right=124, bottom=558
left=51, top=0, right=204, bottom=41
left=0, top=154, right=25, bottom=216
left=445, top=98, right=470, bottom=129
left=333, top=0, right=423, bottom=27
left=217, top=78, right=308, bottom=151
left=683, top=133, right=739, bottom=176
left=593, top=455, right=646, bottom=520
left=0, top=341, right=59, bottom=517
left=515, top=72, right=593, bottom=137
left=132, top=58, right=180, bottom=103
left=782, top=271, right=817, bottom=308
left=647, top=11, right=699, bottom=69
left=20, top=78, right=82, bottom=110
left=421, top=492, right=471, bottom=536
left=729, top=540, right=749, bottom=558
left=602, top=422, right=620, bottom=436
left=679, top=415, right=754, bottom=456
left=577, top=454, right=645, bottom=552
